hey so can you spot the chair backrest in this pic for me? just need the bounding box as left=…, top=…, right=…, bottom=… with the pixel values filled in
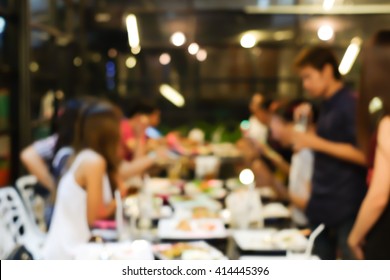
left=0, top=214, right=16, bottom=259
left=15, top=175, right=46, bottom=232
left=0, top=187, right=46, bottom=259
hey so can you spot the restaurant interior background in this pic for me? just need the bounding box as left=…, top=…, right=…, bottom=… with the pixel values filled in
left=0, top=0, right=389, bottom=186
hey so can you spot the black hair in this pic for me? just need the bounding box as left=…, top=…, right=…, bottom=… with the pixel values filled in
left=294, top=46, right=342, bottom=80
left=114, top=96, right=159, bottom=118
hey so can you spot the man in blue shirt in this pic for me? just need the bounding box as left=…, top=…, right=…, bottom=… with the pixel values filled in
left=293, top=46, right=367, bottom=259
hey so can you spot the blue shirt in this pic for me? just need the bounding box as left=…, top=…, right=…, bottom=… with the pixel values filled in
left=306, top=86, right=367, bottom=227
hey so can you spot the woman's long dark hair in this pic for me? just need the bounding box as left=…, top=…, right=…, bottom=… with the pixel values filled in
left=73, top=100, right=122, bottom=193
left=54, top=96, right=99, bottom=155
left=358, top=30, right=390, bottom=154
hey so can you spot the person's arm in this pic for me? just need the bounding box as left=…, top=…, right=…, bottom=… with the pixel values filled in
left=263, top=146, right=291, bottom=175
left=293, top=131, right=366, bottom=166
left=289, top=182, right=311, bottom=210
left=348, top=117, right=390, bottom=259
left=20, top=145, right=56, bottom=192
left=84, top=156, right=116, bottom=226
left=118, top=156, right=155, bottom=181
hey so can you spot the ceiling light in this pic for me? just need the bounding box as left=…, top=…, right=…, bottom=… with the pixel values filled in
left=126, top=14, right=140, bottom=48
left=125, top=56, right=137, bottom=69
left=323, top=0, right=336, bottom=11
left=317, top=25, right=334, bottom=41
left=188, top=43, right=199, bottom=55
left=159, top=53, right=171, bottom=65
left=159, top=84, right=185, bottom=107
left=196, top=49, right=207, bottom=62
left=240, top=33, right=257, bottom=48
left=131, top=46, right=141, bottom=55
left=170, top=32, right=186, bottom=47
left=339, top=37, right=362, bottom=75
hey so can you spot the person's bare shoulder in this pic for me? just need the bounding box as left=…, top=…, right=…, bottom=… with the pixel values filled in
left=80, top=150, right=107, bottom=171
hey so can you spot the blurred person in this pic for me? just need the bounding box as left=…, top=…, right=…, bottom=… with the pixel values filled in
left=20, top=97, right=96, bottom=227
left=145, top=106, right=163, bottom=140
left=270, top=99, right=317, bottom=227
left=238, top=94, right=291, bottom=175
left=43, top=100, right=125, bottom=259
left=293, top=46, right=367, bottom=259
left=114, top=96, right=171, bottom=180
left=348, top=30, right=390, bottom=260
left=245, top=93, right=269, bottom=144
left=119, top=97, right=155, bottom=161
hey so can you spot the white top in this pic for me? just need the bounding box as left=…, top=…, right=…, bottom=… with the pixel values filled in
left=43, top=149, right=113, bottom=260
left=247, top=115, right=268, bottom=144
left=288, top=149, right=314, bottom=227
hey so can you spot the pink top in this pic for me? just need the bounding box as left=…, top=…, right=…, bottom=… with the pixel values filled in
left=120, top=119, right=146, bottom=161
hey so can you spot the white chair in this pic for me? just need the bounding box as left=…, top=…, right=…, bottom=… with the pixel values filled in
left=0, top=187, right=46, bottom=259
left=15, top=175, right=47, bottom=232
left=0, top=215, right=15, bottom=259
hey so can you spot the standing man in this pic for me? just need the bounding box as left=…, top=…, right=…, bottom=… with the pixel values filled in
left=293, top=46, right=367, bottom=259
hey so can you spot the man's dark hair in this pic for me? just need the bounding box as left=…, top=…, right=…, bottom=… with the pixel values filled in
left=294, top=46, right=342, bottom=80
left=115, top=96, right=158, bottom=118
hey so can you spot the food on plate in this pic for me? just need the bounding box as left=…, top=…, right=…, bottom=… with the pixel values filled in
left=192, top=207, right=218, bottom=219
left=184, top=180, right=226, bottom=199
left=159, top=243, right=204, bottom=259
left=175, top=220, right=192, bottom=231
left=198, top=221, right=217, bottom=231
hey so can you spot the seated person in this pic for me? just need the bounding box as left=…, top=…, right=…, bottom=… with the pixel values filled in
left=20, top=97, right=94, bottom=227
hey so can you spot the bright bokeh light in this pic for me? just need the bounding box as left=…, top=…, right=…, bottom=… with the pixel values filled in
left=159, top=84, right=185, bottom=107
left=126, top=14, right=139, bottom=48
left=323, top=0, right=335, bottom=11
left=239, top=169, right=255, bottom=185
left=196, top=49, right=207, bottom=61
left=170, top=32, right=186, bottom=47
left=339, top=37, right=362, bottom=75
left=188, top=43, right=199, bottom=55
left=0, top=17, right=6, bottom=34
left=125, top=56, right=137, bottom=68
left=240, top=33, right=256, bottom=48
left=369, top=97, right=383, bottom=114
left=159, top=53, right=171, bottom=65
left=131, top=46, right=141, bottom=55
left=317, top=25, right=334, bottom=41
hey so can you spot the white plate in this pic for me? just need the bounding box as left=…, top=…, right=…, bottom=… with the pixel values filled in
left=169, top=195, right=223, bottom=211
left=263, top=203, right=291, bottom=219
left=158, top=218, right=227, bottom=240
left=233, top=228, right=308, bottom=252
left=233, top=229, right=278, bottom=251
left=73, top=240, right=154, bottom=260
left=184, top=180, right=226, bottom=199
left=146, top=178, right=181, bottom=195
left=153, top=241, right=227, bottom=260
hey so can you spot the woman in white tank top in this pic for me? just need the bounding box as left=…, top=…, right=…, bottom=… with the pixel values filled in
left=43, top=101, right=123, bottom=259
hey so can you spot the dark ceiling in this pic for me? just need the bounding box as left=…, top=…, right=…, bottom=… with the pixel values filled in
left=25, top=0, right=390, bottom=127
